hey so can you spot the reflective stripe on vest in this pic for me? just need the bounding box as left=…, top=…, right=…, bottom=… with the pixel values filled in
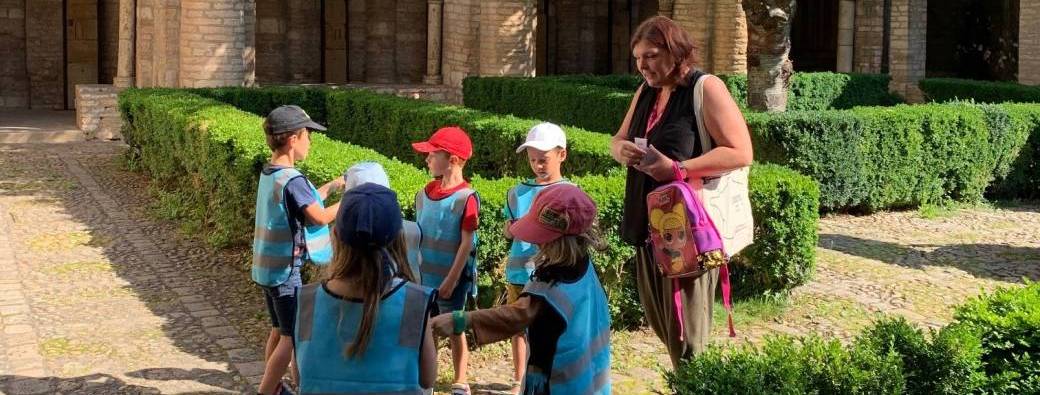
left=504, top=180, right=573, bottom=285
left=251, top=168, right=333, bottom=287
left=295, top=279, right=434, bottom=394
left=522, top=262, right=612, bottom=395
left=414, top=188, right=478, bottom=289
left=402, top=220, right=422, bottom=283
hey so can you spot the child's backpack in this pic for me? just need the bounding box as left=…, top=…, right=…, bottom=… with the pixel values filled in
left=646, top=174, right=735, bottom=338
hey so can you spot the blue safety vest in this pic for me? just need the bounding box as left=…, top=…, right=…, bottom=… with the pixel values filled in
left=251, top=168, right=333, bottom=287
left=414, top=188, right=478, bottom=293
left=295, top=279, right=435, bottom=394
left=504, top=180, right=572, bottom=285
left=522, top=262, right=612, bottom=395
left=402, top=220, right=422, bottom=283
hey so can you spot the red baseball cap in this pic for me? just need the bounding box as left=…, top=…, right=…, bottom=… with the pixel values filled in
left=509, top=184, right=598, bottom=245
left=411, top=126, right=473, bottom=160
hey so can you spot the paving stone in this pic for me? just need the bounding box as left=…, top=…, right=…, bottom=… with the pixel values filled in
left=233, top=361, right=266, bottom=377
left=4, top=378, right=52, bottom=395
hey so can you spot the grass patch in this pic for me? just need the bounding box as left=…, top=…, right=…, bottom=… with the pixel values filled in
left=42, top=261, right=113, bottom=276
left=26, top=230, right=111, bottom=252
left=713, top=294, right=791, bottom=331
left=39, top=337, right=115, bottom=358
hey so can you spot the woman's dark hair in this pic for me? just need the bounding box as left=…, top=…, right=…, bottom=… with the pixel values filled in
left=630, top=16, right=700, bottom=85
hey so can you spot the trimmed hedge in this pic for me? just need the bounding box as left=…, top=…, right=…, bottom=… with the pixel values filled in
left=120, top=87, right=822, bottom=328
left=192, top=86, right=331, bottom=124
left=324, top=89, right=617, bottom=178
left=747, top=102, right=1040, bottom=211
left=921, top=77, right=1040, bottom=104
left=462, top=72, right=901, bottom=135
left=669, top=282, right=1040, bottom=394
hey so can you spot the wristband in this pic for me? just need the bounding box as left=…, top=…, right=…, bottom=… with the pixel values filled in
left=452, top=310, right=467, bottom=335
left=671, top=160, right=688, bottom=181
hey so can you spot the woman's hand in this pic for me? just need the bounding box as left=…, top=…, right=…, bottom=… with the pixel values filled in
left=634, top=145, right=678, bottom=182
left=611, top=139, right=647, bottom=166
left=429, top=313, right=454, bottom=337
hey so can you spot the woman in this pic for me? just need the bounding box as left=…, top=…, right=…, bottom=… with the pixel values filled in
left=609, top=16, right=753, bottom=367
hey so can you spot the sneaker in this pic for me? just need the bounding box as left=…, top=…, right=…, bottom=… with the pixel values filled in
left=450, top=383, right=471, bottom=395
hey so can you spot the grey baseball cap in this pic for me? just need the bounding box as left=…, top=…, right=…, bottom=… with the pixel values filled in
left=264, top=105, right=327, bottom=135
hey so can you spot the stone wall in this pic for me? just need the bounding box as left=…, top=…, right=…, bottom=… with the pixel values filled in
left=75, top=84, right=121, bottom=140
left=135, top=0, right=181, bottom=87
left=255, top=0, right=321, bottom=84
left=854, top=0, right=884, bottom=73
left=888, top=0, right=927, bottom=102
left=442, top=0, right=481, bottom=87
left=478, top=0, right=537, bottom=77
left=26, top=0, right=65, bottom=109
left=0, top=0, right=28, bottom=108
left=178, top=0, right=254, bottom=87
left=1020, top=0, right=1040, bottom=84
left=672, top=0, right=747, bottom=75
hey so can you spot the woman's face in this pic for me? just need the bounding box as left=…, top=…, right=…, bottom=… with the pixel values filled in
left=633, top=40, right=677, bottom=88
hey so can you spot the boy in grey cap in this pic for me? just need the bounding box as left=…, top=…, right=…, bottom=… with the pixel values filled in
left=252, top=105, right=343, bottom=395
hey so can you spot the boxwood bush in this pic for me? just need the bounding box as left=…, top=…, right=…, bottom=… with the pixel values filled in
left=669, top=282, right=1040, bottom=394
left=747, top=102, right=1040, bottom=211
left=324, top=89, right=617, bottom=178
left=120, top=88, right=822, bottom=329
left=462, top=72, right=900, bottom=135
left=921, top=77, right=1040, bottom=104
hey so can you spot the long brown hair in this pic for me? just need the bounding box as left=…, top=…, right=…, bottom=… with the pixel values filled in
left=532, top=222, right=607, bottom=282
left=631, top=16, right=700, bottom=86
left=325, top=232, right=411, bottom=358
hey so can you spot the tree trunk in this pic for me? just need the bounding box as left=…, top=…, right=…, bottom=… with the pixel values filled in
left=742, top=0, right=796, bottom=112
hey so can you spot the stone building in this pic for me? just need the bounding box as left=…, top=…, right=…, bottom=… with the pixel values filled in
left=0, top=0, right=1036, bottom=131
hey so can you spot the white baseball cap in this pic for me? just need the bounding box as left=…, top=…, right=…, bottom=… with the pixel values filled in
left=344, top=162, right=391, bottom=191
left=515, top=122, right=567, bottom=153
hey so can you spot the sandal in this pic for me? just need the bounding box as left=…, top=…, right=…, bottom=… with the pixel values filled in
left=450, top=383, right=471, bottom=395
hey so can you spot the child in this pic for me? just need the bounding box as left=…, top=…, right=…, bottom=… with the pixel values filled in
left=252, top=105, right=343, bottom=395
left=343, top=161, right=423, bottom=283
left=293, top=183, right=437, bottom=394
left=431, top=184, right=612, bottom=395
left=502, top=122, right=571, bottom=393
left=411, top=126, right=479, bottom=395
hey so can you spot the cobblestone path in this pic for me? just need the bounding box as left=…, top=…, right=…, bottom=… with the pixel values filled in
left=0, top=142, right=268, bottom=394
left=1, top=141, right=1037, bottom=395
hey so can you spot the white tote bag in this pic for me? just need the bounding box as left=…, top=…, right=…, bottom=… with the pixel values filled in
left=691, top=74, right=755, bottom=256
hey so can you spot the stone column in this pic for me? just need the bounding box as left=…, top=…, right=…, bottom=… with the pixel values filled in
left=178, top=0, right=254, bottom=87
left=114, top=0, right=135, bottom=87
left=1020, top=0, right=1040, bottom=85
left=836, top=0, right=855, bottom=72
left=424, top=0, right=444, bottom=84
left=888, top=0, right=926, bottom=102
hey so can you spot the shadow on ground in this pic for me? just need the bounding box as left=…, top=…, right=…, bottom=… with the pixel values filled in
left=819, top=233, right=1040, bottom=283
left=0, top=143, right=265, bottom=385
left=0, top=368, right=239, bottom=394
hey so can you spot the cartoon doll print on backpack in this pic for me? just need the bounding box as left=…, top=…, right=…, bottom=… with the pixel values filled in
left=645, top=175, right=726, bottom=279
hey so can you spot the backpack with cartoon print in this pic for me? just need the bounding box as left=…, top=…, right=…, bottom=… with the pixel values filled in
left=646, top=176, right=736, bottom=338
left=646, top=178, right=725, bottom=279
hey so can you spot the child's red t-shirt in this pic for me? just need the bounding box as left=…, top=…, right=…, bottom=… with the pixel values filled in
left=424, top=180, right=479, bottom=231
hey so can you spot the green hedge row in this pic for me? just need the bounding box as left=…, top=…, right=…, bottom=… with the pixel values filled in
left=669, top=282, right=1040, bottom=394
left=324, top=89, right=616, bottom=178
left=192, top=86, right=331, bottom=124
left=748, top=101, right=1040, bottom=210
left=462, top=72, right=901, bottom=135
left=120, top=88, right=821, bottom=328
left=921, top=77, right=1040, bottom=104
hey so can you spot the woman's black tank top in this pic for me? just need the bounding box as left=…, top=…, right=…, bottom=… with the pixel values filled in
left=620, top=70, right=707, bottom=246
